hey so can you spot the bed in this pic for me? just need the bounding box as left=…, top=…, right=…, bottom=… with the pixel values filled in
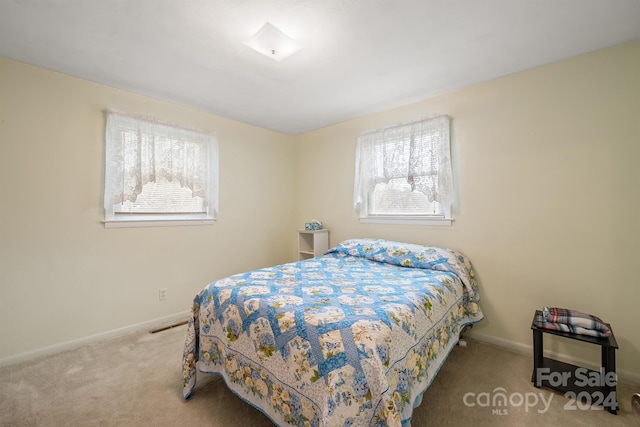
left=182, top=238, right=483, bottom=426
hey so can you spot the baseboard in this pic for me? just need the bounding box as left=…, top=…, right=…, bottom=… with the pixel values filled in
left=467, top=330, right=640, bottom=387
left=2, top=315, right=638, bottom=387
left=0, top=311, right=189, bottom=368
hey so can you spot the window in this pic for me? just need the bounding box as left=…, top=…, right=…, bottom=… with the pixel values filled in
left=103, top=111, right=218, bottom=227
left=353, top=115, right=454, bottom=225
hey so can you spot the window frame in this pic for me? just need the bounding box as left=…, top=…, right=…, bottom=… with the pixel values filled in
left=102, top=111, right=218, bottom=228
left=354, top=115, right=453, bottom=226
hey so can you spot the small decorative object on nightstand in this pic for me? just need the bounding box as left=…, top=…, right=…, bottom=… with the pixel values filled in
left=304, top=219, right=323, bottom=230
left=531, top=310, right=618, bottom=414
left=297, top=228, right=329, bottom=260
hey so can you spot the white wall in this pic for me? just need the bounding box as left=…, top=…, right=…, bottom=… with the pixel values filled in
left=293, top=40, right=640, bottom=381
left=2, top=40, right=639, bottom=382
left=0, top=57, right=296, bottom=362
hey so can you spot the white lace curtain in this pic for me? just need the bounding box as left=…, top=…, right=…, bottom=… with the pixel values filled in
left=354, top=115, right=453, bottom=216
left=104, top=110, right=218, bottom=214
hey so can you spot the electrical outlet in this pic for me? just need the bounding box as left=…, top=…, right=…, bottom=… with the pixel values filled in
left=158, top=288, right=167, bottom=301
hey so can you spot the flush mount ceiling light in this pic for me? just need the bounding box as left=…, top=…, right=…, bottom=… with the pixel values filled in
left=243, top=22, right=303, bottom=62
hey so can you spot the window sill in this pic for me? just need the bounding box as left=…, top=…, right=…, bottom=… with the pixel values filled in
left=103, top=216, right=216, bottom=228
left=359, top=216, right=452, bottom=226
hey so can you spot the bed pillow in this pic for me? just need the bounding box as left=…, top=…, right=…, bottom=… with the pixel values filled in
left=326, top=238, right=477, bottom=294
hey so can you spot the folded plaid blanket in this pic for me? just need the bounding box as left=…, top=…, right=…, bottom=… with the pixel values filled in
left=535, top=307, right=611, bottom=337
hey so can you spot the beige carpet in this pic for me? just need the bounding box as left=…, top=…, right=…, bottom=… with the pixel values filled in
left=1, top=325, right=637, bottom=426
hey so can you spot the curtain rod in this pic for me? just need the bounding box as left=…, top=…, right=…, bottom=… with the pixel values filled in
left=104, top=108, right=217, bottom=137
left=358, top=114, right=451, bottom=137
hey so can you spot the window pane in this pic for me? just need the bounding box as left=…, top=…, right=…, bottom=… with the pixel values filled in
left=370, top=180, right=441, bottom=215
left=114, top=177, right=205, bottom=213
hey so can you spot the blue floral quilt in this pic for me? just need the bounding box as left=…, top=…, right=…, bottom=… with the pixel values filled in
left=182, top=239, right=483, bottom=426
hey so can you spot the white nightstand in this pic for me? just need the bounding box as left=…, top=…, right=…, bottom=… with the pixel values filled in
left=297, top=229, right=329, bottom=260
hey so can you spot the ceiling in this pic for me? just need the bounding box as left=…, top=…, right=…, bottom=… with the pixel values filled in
left=1, top=1, right=639, bottom=135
